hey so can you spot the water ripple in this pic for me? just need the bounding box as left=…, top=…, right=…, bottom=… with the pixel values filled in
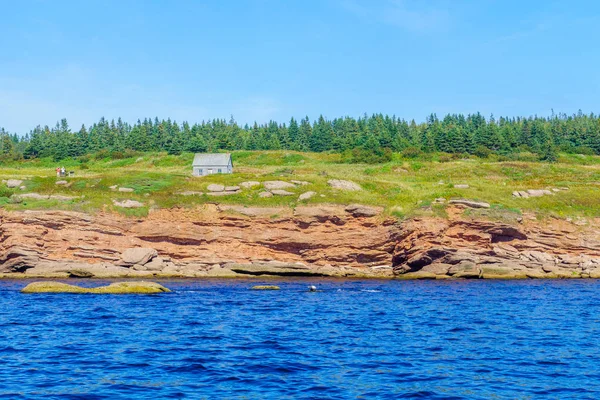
left=1, top=279, right=600, bottom=398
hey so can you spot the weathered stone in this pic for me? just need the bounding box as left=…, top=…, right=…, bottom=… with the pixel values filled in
left=109, top=185, right=118, bottom=190
left=120, top=248, right=158, bottom=266
left=271, top=189, right=294, bottom=196
left=298, top=191, right=316, bottom=201
left=397, top=271, right=438, bottom=280
left=240, top=181, right=261, bottom=189
left=263, top=181, right=296, bottom=190
left=294, top=206, right=347, bottom=226
left=291, top=180, right=310, bottom=186
left=225, top=186, right=240, bottom=191
left=113, top=199, right=144, bottom=208
left=207, top=184, right=225, bottom=192
left=21, top=281, right=170, bottom=294
left=144, top=257, right=166, bottom=271
left=118, top=187, right=134, bottom=193
left=448, top=199, right=490, bottom=209
left=420, top=263, right=452, bottom=275
left=6, top=179, right=23, bottom=188
left=454, top=184, right=469, bottom=189
left=258, top=191, right=273, bottom=198
left=68, top=269, right=94, bottom=278
left=55, top=180, right=68, bottom=185
left=480, top=265, right=526, bottom=279
left=527, top=189, right=553, bottom=197
left=327, top=179, right=362, bottom=191
left=448, top=262, right=480, bottom=279
left=345, top=204, right=380, bottom=218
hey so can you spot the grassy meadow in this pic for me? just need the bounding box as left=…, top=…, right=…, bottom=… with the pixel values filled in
left=0, top=151, right=599, bottom=220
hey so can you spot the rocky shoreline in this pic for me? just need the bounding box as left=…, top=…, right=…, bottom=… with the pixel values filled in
left=1, top=205, right=599, bottom=280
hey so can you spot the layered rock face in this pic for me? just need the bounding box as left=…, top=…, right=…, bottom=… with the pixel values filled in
left=0, top=205, right=395, bottom=278
left=1, top=205, right=599, bottom=279
left=392, top=213, right=600, bottom=279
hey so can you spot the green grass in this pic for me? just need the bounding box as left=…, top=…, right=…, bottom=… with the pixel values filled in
left=1, top=150, right=600, bottom=219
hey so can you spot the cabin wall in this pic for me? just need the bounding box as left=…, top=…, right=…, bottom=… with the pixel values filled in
left=192, top=165, right=232, bottom=176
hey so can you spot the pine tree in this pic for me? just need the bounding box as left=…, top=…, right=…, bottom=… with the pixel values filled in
left=310, top=115, right=333, bottom=152
left=297, top=117, right=311, bottom=151
left=288, top=117, right=300, bottom=150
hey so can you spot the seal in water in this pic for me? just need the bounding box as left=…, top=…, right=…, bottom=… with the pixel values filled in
left=309, top=285, right=317, bottom=292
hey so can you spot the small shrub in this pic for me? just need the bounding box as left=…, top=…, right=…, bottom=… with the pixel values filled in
left=93, top=149, right=111, bottom=160
left=473, top=145, right=492, bottom=159
left=401, top=147, right=423, bottom=159
left=0, top=187, right=13, bottom=198
left=343, top=147, right=392, bottom=164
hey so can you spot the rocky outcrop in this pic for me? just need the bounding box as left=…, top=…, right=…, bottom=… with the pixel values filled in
left=21, top=281, right=170, bottom=294
left=0, top=206, right=395, bottom=279
left=1, top=206, right=599, bottom=280
left=392, top=212, right=600, bottom=279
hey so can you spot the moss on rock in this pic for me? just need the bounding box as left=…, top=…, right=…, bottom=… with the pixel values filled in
left=21, top=281, right=171, bottom=294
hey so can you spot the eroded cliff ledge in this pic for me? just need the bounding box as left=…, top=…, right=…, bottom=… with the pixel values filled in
left=1, top=205, right=599, bottom=279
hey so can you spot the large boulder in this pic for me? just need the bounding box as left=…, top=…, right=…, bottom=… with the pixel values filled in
left=120, top=248, right=158, bottom=266
left=327, top=179, right=362, bottom=191
left=263, top=181, right=296, bottom=190
left=207, top=184, right=225, bottom=192
left=298, top=191, right=316, bottom=201
left=21, top=281, right=170, bottom=294
left=6, top=179, right=23, bottom=188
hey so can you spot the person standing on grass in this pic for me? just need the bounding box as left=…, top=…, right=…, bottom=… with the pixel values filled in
left=56, top=167, right=60, bottom=177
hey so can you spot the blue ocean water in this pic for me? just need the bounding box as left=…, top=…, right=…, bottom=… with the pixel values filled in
left=1, top=279, right=599, bottom=399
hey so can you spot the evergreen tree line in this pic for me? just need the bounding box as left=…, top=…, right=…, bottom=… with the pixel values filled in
left=1, top=111, right=600, bottom=162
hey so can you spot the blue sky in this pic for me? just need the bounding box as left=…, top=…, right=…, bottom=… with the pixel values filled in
left=1, top=0, right=599, bottom=133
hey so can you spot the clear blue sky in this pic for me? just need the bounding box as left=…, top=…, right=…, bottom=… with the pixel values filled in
left=1, top=0, right=599, bottom=133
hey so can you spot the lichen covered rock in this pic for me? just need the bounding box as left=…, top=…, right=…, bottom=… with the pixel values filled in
left=21, top=281, right=171, bottom=294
